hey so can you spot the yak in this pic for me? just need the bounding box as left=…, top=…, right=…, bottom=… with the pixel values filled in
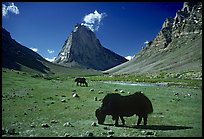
left=95, top=92, right=153, bottom=126
left=75, top=77, right=88, bottom=87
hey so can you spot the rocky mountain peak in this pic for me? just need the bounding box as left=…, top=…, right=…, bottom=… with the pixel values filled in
left=162, top=17, right=174, bottom=29
left=172, top=2, right=202, bottom=37
left=54, top=24, right=127, bottom=70
left=106, top=2, right=202, bottom=75
left=137, top=2, right=202, bottom=56
left=73, top=23, right=91, bottom=32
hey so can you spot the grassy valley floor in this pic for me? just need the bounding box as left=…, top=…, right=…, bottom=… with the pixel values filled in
left=2, top=68, right=202, bottom=137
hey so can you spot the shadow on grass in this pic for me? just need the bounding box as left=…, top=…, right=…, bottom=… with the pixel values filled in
left=102, top=123, right=193, bottom=131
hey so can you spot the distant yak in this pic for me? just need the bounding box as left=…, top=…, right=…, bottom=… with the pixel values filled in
left=75, top=77, right=88, bottom=87
left=95, top=92, right=153, bottom=126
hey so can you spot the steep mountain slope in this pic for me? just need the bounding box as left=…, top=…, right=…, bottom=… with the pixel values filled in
left=2, top=28, right=100, bottom=75
left=54, top=24, right=128, bottom=71
left=106, top=2, right=202, bottom=75
left=2, top=28, right=50, bottom=73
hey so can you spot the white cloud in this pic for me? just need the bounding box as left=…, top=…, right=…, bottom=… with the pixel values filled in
left=2, top=4, right=7, bottom=16
left=45, top=57, right=56, bottom=62
left=144, top=40, right=149, bottom=44
left=81, top=10, right=107, bottom=32
left=2, top=2, right=20, bottom=17
left=125, top=56, right=133, bottom=61
left=30, top=47, right=38, bottom=52
left=47, top=49, right=54, bottom=54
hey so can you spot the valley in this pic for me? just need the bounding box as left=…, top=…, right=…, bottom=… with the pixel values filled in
left=2, top=2, right=202, bottom=137
left=2, top=68, right=202, bottom=137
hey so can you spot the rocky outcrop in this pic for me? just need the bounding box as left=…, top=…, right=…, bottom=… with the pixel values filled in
left=54, top=24, right=127, bottom=71
left=106, top=2, right=202, bottom=74
left=173, top=2, right=202, bottom=36
left=134, top=2, right=202, bottom=60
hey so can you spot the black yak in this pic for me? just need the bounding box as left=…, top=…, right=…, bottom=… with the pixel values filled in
left=75, top=77, right=88, bottom=87
left=95, top=92, right=153, bottom=126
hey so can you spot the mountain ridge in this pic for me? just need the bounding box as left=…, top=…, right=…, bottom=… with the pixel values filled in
left=2, top=28, right=50, bottom=73
left=105, top=2, right=202, bottom=75
left=2, top=27, right=100, bottom=75
left=54, top=24, right=128, bottom=71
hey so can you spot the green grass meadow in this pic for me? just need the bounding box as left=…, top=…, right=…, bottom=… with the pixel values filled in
left=2, top=68, right=202, bottom=137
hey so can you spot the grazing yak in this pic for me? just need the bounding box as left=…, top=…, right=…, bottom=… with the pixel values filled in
left=95, top=92, right=153, bottom=126
left=75, top=77, right=88, bottom=87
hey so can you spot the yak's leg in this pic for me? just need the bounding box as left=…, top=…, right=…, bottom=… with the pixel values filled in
left=112, top=116, right=115, bottom=121
left=77, top=82, right=79, bottom=86
left=120, top=116, right=125, bottom=125
left=143, top=114, right=148, bottom=126
left=137, top=115, right=142, bottom=126
left=114, top=116, right=119, bottom=126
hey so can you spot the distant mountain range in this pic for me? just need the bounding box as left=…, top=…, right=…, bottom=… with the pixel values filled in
left=2, top=2, right=202, bottom=76
left=54, top=24, right=128, bottom=70
left=2, top=25, right=127, bottom=74
left=2, top=28, right=99, bottom=75
left=106, top=2, right=202, bottom=74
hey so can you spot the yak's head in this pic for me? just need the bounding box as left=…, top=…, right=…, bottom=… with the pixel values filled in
left=95, top=107, right=106, bottom=124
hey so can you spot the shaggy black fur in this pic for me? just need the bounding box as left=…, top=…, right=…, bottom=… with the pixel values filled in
left=95, top=92, right=153, bottom=126
left=75, top=77, right=88, bottom=87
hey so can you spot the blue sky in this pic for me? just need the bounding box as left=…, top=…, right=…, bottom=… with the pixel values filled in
left=2, top=2, right=184, bottom=61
